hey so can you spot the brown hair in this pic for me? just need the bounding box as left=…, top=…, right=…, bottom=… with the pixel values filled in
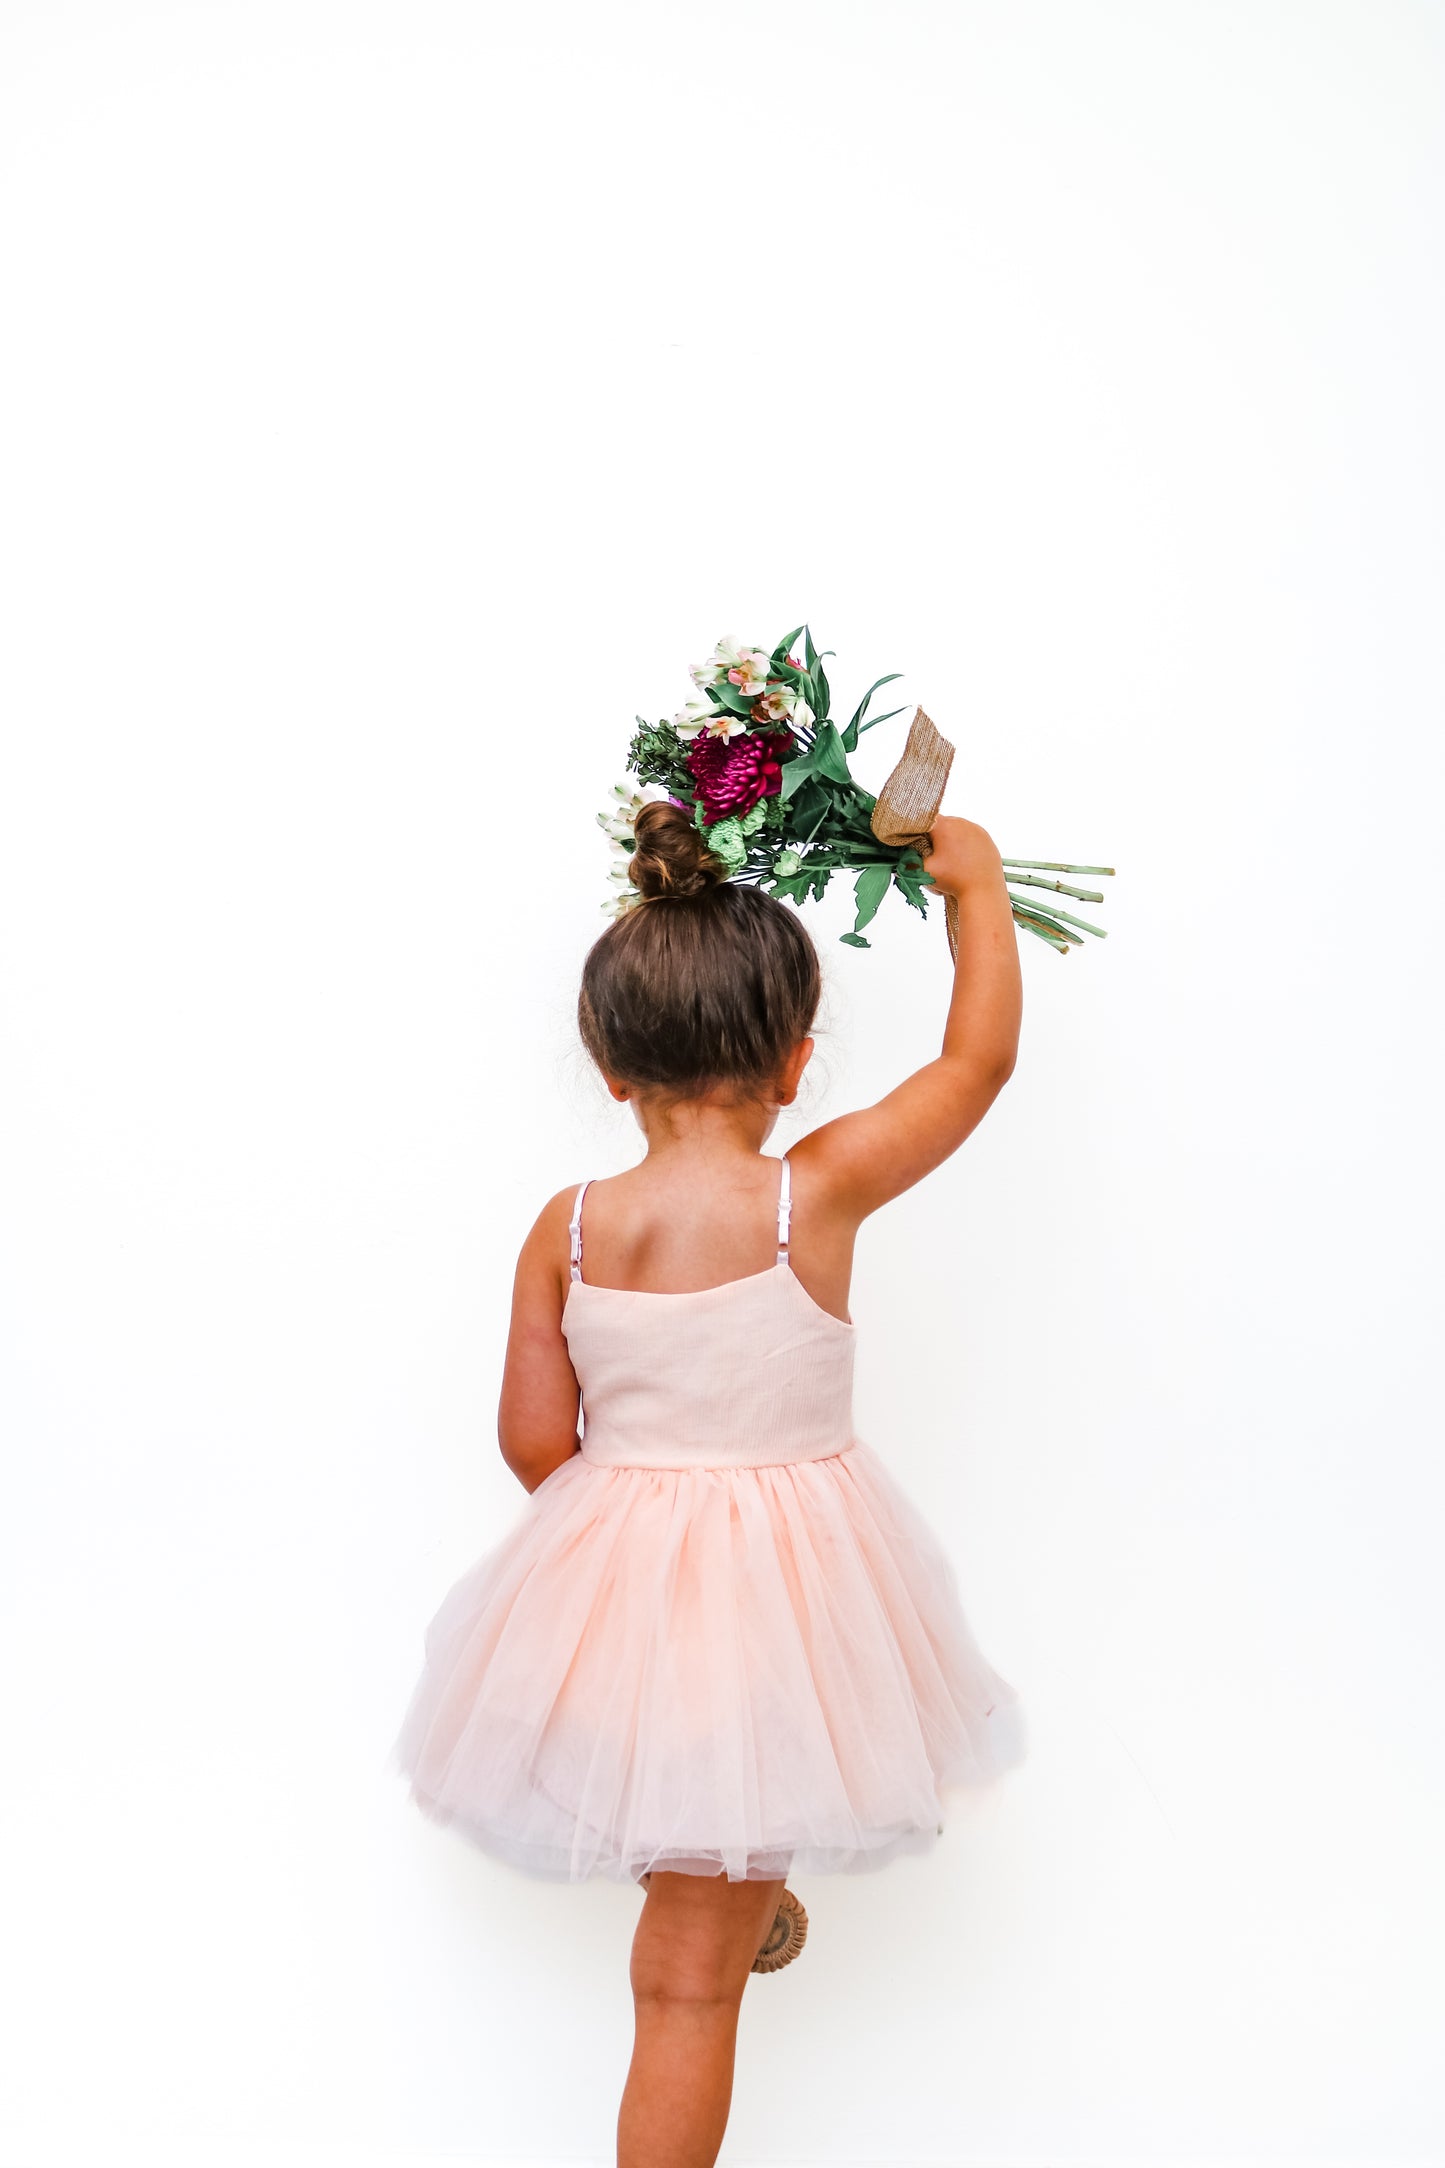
left=579, top=801, right=821, bottom=1098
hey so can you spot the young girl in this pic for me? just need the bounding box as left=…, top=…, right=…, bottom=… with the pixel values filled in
left=393, top=798, right=1027, bottom=2167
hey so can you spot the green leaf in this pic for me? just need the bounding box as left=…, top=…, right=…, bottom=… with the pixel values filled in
left=709, top=680, right=751, bottom=716
left=841, top=673, right=903, bottom=751
left=851, top=862, right=892, bottom=935
left=850, top=672, right=902, bottom=726
left=780, top=750, right=815, bottom=800
left=810, top=721, right=852, bottom=786
left=796, top=624, right=834, bottom=720
left=839, top=931, right=871, bottom=948
left=772, top=625, right=805, bottom=666
left=767, top=871, right=812, bottom=903
left=786, top=776, right=828, bottom=829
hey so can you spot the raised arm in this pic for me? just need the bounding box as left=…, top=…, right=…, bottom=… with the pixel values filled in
left=792, top=818, right=1022, bottom=1219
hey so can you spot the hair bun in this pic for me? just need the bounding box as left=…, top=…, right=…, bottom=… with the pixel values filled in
left=630, top=800, right=728, bottom=900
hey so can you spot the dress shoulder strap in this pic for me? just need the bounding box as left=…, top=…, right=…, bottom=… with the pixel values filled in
left=568, top=1180, right=592, bottom=1283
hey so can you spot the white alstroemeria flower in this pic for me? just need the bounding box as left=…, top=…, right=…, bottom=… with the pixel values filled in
left=675, top=701, right=748, bottom=741
left=597, top=785, right=645, bottom=862
left=722, top=643, right=772, bottom=697
left=691, top=635, right=771, bottom=697
left=604, top=838, right=644, bottom=911
left=597, top=782, right=649, bottom=832
left=598, top=781, right=675, bottom=912
left=754, top=682, right=806, bottom=725
left=689, top=646, right=729, bottom=689
left=597, top=784, right=645, bottom=841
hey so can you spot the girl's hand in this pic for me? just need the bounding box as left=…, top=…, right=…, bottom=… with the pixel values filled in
left=921, top=815, right=1004, bottom=897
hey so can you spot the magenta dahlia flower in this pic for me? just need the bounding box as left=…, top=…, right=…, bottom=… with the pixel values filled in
left=686, top=729, right=793, bottom=822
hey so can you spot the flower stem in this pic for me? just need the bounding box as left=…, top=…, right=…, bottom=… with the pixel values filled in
left=1012, top=901, right=1083, bottom=945
left=1004, top=871, right=1107, bottom=903
left=1013, top=914, right=1071, bottom=954
left=1001, top=859, right=1115, bottom=876
left=1006, top=892, right=1108, bottom=939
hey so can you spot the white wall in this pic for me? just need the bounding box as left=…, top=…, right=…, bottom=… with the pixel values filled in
left=2, top=3, right=1441, bottom=2163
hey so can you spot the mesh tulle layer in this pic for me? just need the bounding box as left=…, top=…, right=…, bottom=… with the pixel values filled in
left=391, top=1440, right=1026, bottom=1884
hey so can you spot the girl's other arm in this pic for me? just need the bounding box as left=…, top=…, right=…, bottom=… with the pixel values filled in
left=796, top=818, right=1023, bottom=1217
left=497, top=1189, right=584, bottom=1493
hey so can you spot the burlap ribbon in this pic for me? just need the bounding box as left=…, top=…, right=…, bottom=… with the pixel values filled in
left=870, top=706, right=959, bottom=957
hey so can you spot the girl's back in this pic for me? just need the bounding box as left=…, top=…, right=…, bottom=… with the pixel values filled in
left=560, top=1155, right=856, bottom=1473
left=555, top=1150, right=854, bottom=1319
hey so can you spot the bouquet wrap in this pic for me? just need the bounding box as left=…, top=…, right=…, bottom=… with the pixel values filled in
left=870, top=706, right=960, bottom=960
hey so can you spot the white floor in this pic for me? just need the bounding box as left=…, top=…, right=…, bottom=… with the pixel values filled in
left=5, top=2145, right=1435, bottom=2168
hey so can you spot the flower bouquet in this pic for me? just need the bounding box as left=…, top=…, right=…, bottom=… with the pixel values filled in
left=603, top=626, right=1114, bottom=954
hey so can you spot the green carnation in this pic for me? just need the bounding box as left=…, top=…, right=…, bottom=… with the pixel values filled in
left=705, top=817, right=749, bottom=871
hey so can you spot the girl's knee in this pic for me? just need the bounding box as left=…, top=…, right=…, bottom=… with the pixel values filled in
left=631, top=1948, right=746, bottom=2011
left=630, top=1919, right=749, bottom=2008
left=630, top=1873, right=783, bottom=2008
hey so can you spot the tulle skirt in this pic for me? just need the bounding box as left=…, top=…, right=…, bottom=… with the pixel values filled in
left=391, top=1440, right=1026, bottom=1883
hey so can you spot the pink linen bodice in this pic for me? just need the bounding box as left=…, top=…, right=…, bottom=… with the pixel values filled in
left=560, top=1155, right=858, bottom=1472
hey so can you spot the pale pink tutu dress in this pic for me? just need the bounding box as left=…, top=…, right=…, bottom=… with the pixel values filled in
left=392, top=1157, right=1026, bottom=1883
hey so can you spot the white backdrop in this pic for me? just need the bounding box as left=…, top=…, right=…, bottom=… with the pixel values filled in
left=2, top=3, right=1442, bottom=2164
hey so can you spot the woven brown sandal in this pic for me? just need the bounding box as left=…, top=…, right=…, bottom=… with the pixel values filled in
left=751, top=1887, right=808, bottom=1974
left=636, top=1876, right=810, bottom=1975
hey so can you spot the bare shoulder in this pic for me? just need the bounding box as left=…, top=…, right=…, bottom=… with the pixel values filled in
left=782, top=1129, right=872, bottom=1239
left=539, top=1180, right=585, bottom=1229
left=513, top=1182, right=586, bottom=1292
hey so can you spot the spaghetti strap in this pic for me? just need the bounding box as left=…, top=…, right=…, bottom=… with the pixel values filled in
left=568, top=1181, right=592, bottom=1283
left=775, top=1154, right=792, bottom=1265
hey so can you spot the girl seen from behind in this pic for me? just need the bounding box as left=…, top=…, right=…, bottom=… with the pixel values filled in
left=394, top=796, right=1027, bottom=2167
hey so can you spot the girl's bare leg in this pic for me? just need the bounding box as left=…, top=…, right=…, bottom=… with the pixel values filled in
left=616, top=1869, right=787, bottom=2168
